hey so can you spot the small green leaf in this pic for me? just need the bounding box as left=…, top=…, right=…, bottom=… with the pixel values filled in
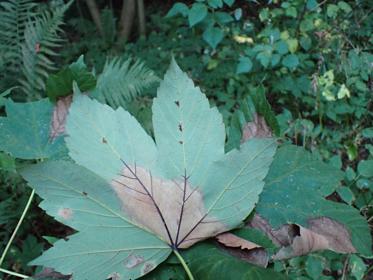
left=208, top=0, right=223, bottom=9
left=358, top=160, right=373, bottom=178
left=282, top=54, right=299, bottom=69
left=203, top=26, right=224, bottom=49
left=362, top=127, right=373, bottom=138
left=236, top=56, right=253, bottom=74
left=188, top=3, right=208, bottom=27
left=305, top=256, right=323, bottom=280
left=337, top=187, right=354, bottom=204
left=166, top=2, right=189, bottom=17
left=349, top=255, right=367, bottom=280
left=223, top=0, right=235, bottom=6
left=0, top=152, right=16, bottom=172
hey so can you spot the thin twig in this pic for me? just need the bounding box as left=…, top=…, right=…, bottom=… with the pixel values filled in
left=0, top=268, right=29, bottom=279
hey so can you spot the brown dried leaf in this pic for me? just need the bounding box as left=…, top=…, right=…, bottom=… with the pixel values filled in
left=111, top=165, right=226, bottom=249
left=241, top=113, right=272, bottom=142
left=49, top=95, right=73, bottom=140
left=216, top=232, right=261, bottom=250
left=248, top=214, right=356, bottom=260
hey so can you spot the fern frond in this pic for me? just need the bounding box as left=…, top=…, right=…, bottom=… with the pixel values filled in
left=0, top=0, right=37, bottom=69
left=19, top=2, right=71, bottom=98
left=91, top=58, right=160, bottom=108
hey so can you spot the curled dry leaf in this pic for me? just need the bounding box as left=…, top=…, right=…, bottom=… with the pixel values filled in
left=248, top=214, right=356, bottom=260
left=49, top=95, right=73, bottom=140
left=241, top=113, right=272, bottom=142
left=216, top=232, right=261, bottom=251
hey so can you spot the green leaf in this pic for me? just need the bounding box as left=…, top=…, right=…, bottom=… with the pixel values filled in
left=0, top=87, right=17, bottom=107
left=349, top=255, right=367, bottom=280
left=223, top=0, right=235, bottom=6
left=362, top=127, right=373, bottom=138
left=282, top=54, right=299, bottom=69
left=203, top=26, right=224, bottom=49
left=0, top=152, right=16, bottom=172
left=22, top=60, right=276, bottom=279
left=256, top=145, right=372, bottom=256
left=183, top=243, right=287, bottom=279
left=188, top=3, right=208, bottom=27
left=46, top=56, right=96, bottom=102
left=215, top=12, right=233, bottom=23
left=358, top=160, right=373, bottom=178
left=248, top=87, right=280, bottom=136
left=0, top=99, right=66, bottom=160
left=305, top=255, right=323, bottom=279
left=208, top=0, right=223, bottom=8
left=166, top=2, right=189, bottom=18
left=236, top=57, right=253, bottom=74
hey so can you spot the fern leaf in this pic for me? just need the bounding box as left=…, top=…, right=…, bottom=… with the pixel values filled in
left=20, top=2, right=72, bottom=98
left=0, top=0, right=37, bottom=69
left=91, top=58, right=160, bottom=108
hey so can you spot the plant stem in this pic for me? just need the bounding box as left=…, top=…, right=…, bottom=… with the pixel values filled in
left=0, top=267, right=29, bottom=278
left=0, top=189, right=35, bottom=267
left=173, top=249, right=194, bottom=280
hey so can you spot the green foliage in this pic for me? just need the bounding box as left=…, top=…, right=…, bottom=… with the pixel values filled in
left=20, top=2, right=72, bottom=98
left=91, top=57, right=159, bottom=108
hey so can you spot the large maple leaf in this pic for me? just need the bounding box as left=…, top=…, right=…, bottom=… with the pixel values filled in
left=21, top=60, right=276, bottom=280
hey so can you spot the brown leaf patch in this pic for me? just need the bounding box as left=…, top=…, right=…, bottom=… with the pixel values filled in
left=50, top=95, right=73, bottom=140
left=248, top=214, right=356, bottom=260
left=241, top=113, right=272, bottom=142
left=111, top=165, right=226, bottom=248
left=216, top=232, right=261, bottom=250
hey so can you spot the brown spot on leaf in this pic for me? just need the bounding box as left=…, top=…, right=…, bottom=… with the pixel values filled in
left=111, top=165, right=225, bottom=248
left=178, top=123, right=183, bottom=132
left=175, top=100, right=180, bottom=107
left=241, top=113, right=272, bottom=143
left=179, top=140, right=183, bottom=144
left=58, top=208, right=73, bottom=220
left=82, top=191, right=88, bottom=196
left=102, top=137, right=107, bottom=144
left=50, top=95, right=73, bottom=140
left=141, top=262, right=156, bottom=275
left=124, top=255, right=144, bottom=268
left=216, top=233, right=261, bottom=251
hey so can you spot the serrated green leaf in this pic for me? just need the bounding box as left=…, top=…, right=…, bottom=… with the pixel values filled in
left=256, top=145, right=372, bottom=256
left=22, top=60, right=276, bottom=279
left=183, top=243, right=287, bottom=279
left=188, top=3, right=208, bottom=27
left=0, top=99, right=66, bottom=160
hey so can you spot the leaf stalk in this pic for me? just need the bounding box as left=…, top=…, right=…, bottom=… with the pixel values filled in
left=173, top=249, right=195, bottom=280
